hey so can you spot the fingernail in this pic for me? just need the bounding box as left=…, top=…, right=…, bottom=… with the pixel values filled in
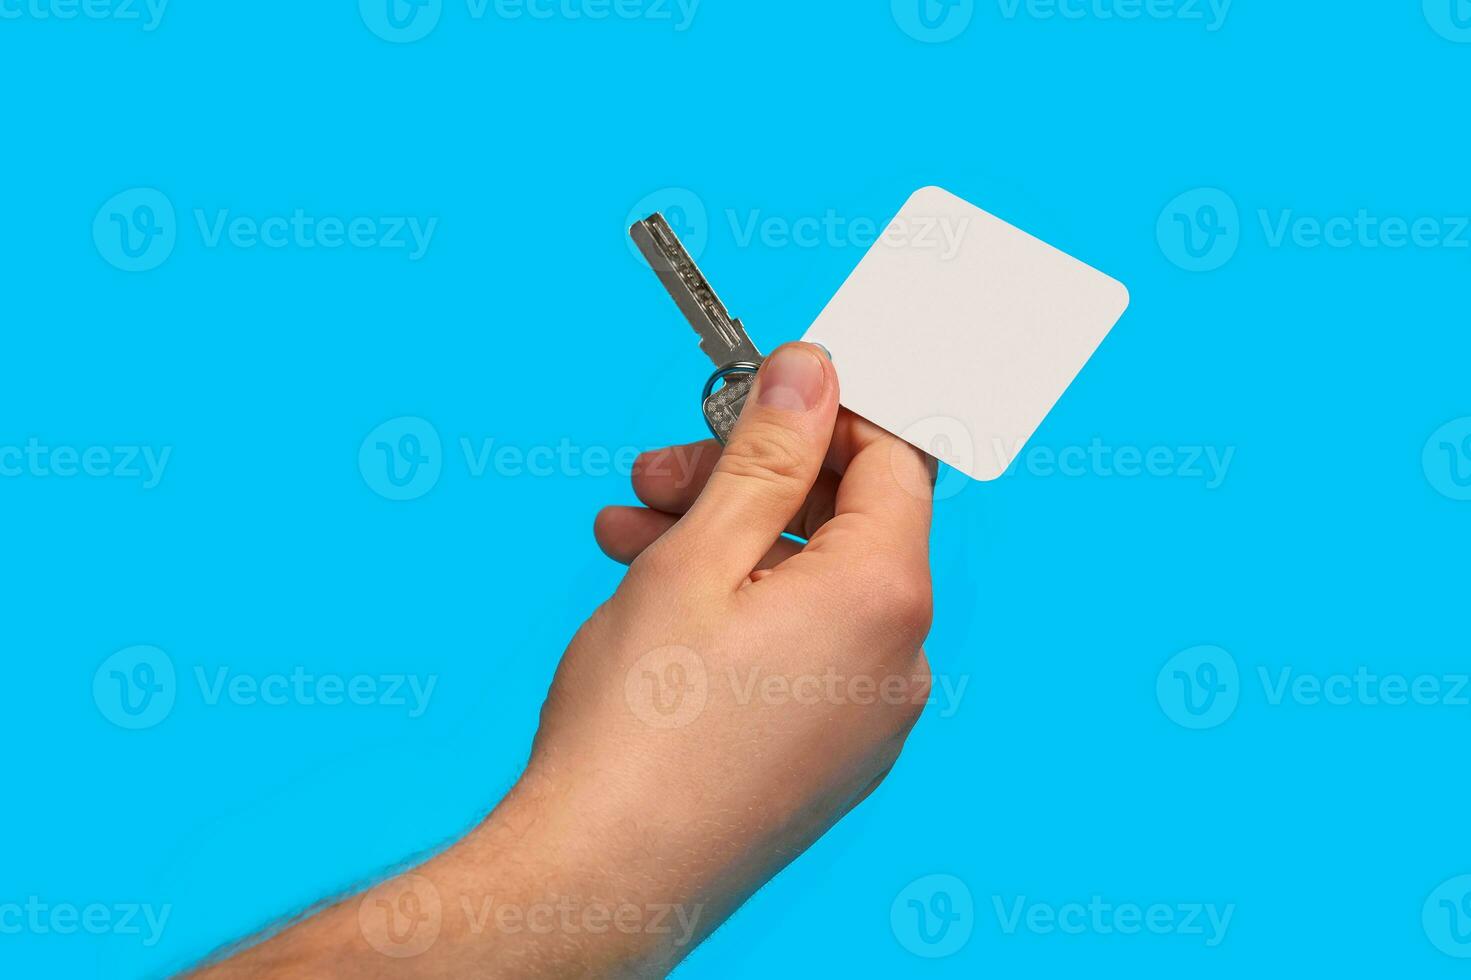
left=812, top=343, right=832, bottom=361
left=756, top=346, right=825, bottom=412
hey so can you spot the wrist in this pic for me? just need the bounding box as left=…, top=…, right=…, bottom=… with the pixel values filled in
left=446, top=769, right=713, bottom=977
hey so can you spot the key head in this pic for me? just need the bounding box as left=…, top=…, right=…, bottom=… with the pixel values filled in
left=702, top=373, right=755, bottom=444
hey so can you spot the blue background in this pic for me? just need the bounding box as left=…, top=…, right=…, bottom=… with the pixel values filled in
left=3, top=1, right=1470, bottom=976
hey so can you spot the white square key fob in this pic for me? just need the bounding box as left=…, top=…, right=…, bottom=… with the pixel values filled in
left=801, top=186, right=1130, bottom=481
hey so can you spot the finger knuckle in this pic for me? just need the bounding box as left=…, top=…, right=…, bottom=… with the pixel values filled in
left=627, top=536, right=681, bottom=580
left=626, top=535, right=726, bottom=602
left=899, top=663, right=933, bottom=725
left=718, top=424, right=809, bottom=494
left=880, top=574, right=934, bottom=640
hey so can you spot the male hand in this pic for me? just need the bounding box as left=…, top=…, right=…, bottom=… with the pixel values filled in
left=519, top=341, right=937, bottom=969
left=197, top=342, right=936, bottom=979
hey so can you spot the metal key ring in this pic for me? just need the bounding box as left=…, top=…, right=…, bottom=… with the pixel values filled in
left=700, top=361, right=762, bottom=403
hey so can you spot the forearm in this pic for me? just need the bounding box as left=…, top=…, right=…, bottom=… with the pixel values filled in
left=190, top=778, right=711, bottom=979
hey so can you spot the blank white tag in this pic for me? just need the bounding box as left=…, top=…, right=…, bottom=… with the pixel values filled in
left=801, top=186, right=1129, bottom=481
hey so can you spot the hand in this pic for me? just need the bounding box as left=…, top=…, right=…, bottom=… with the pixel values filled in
left=196, top=342, right=936, bottom=979
left=519, top=341, right=937, bottom=969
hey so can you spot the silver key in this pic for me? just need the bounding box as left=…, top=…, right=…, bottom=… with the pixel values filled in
left=630, top=212, right=763, bottom=443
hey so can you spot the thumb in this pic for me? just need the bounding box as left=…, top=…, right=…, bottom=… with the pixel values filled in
left=664, top=342, right=839, bottom=586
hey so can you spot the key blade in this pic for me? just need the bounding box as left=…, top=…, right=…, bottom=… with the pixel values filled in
left=630, top=213, right=762, bottom=367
